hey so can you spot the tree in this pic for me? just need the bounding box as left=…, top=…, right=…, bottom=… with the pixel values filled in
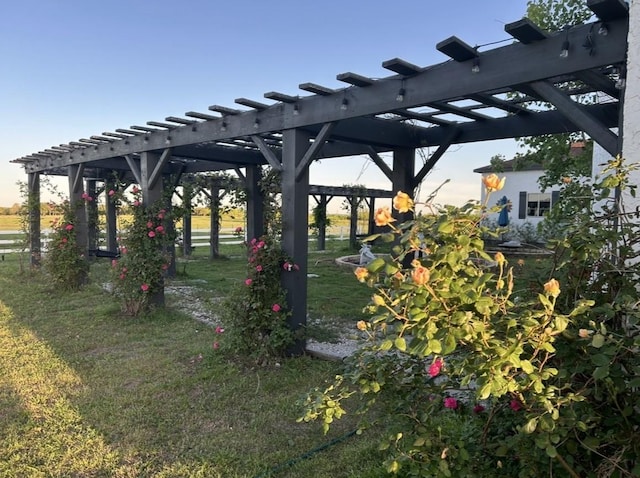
left=514, top=1, right=596, bottom=191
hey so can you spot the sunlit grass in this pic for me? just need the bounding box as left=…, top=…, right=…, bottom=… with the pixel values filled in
left=0, top=257, right=382, bottom=477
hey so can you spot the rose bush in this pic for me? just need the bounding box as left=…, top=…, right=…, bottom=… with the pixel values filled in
left=44, top=199, right=89, bottom=290
left=110, top=187, right=174, bottom=315
left=220, top=233, right=295, bottom=363
left=301, top=159, right=640, bottom=477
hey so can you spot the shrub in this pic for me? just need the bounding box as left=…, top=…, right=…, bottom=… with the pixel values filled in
left=110, top=187, right=174, bottom=315
left=44, top=200, right=89, bottom=290
left=301, top=160, right=640, bottom=477
left=220, top=234, right=294, bottom=363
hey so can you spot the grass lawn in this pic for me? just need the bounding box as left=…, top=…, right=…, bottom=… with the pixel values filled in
left=0, top=246, right=385, bottom=478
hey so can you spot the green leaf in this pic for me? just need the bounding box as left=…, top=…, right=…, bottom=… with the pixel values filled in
left=545, top=445, right=558, bottom=458
left=591, top=333, right=605, bottom=348
left=395, top=337, right=407, bottom=352
left=437, top=220, right=454, bottom=234
left=554, top=316, right=569, bottom=333
left=593, top=365, right=609, bottom=380
left=379, top=340, right=393, bottom=351
left=590, top=354, right=610, bottom=367
left=443, top=334, right=456, bottom=354
left=367, top=258, right=386, bottom=273
left=523, top=418, right=538, bottom=434
left=521, top=360, right=534, bottom=374
left=478, top=381, right=492, bottom=400
left=428, top=339, right=442, bottom=354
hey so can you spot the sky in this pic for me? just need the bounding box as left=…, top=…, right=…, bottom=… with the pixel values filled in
left=0, top=0, right=531, bottom=210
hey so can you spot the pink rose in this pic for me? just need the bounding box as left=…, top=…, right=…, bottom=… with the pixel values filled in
left=133, top=200, right=140, bottom=207
left=132, top=186, right=140, bottom=194
left=155, top=225, right=164, bottom=233
left=147, top=221, right=154, bottom=228
left=65, top=224, right=74, bottom=231
left=256, top=265, right=263, bottom=272
left=108, top=189, right=115, bottom=196
left=473, top=404, right=485, bottom=414
left=215, top=326, right=224, bottom=334
left=141, top=283, right=149, bottom=292
left=509, top=399, right=522, bottom=412
left=148, top=231, right=156, bottom=238
left=443, top=397, right=458, bottom=409
left=245, top=278, right=252, bottom=286
left=213, top=342, right=220, bottom=350
left=272, top=304, right=281, bottom=313
left=428, top=358, right=443, bottom=378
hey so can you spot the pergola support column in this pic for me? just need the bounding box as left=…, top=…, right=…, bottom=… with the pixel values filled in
left=27, top=172, right=41, bottom=267
left=281, top=129, right=311, bottom=356
left=140, top=151, right=166, bottom=305
left=182, top=182, right=193, bottom=257
left=392, top=148, right=416, bottom=223
left=206, top=179, right=222, bottom=260
left=68, top=164, right=89, bottom=253
left=348, top=196, right=360, bottom=250
left=245, top=165, right=264, bottom=241
left=105, top=177, right=118, bottom=254
left=85, top=180, right=98, bottom=252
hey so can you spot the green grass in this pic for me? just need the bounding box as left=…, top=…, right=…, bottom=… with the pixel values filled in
left=0, top=250, right=385, bottom=477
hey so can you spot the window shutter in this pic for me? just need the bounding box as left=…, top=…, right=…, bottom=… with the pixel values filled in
left=519, top=191, right=527, bottom=219
left=551, top=190, right=560, bottom=206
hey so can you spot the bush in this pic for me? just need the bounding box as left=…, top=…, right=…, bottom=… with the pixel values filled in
left=44, top=200, right=89, bottom=290
left=301, top=165, right=640, bottom=477
left=220, top=234, right=294, bottom=362
left=110, top=187, right=174, bottom=315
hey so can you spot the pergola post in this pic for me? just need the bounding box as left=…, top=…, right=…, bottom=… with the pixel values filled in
left=281, top=128, right=310, bottom=356
left=105, top=177, right=118, bottom=254
left=85, top=180, right=98, bottom=252
left=141, top=151, right=165, bottom=306
left=68, top=164, right=89, bottom=255
left=182, top=182, right=193, bottom=257
left=392, top=148, right=415, bottom=267
left=209, top=179, right=221, bottom=260
left=392, top=148, right=416, bottom=223
left=349, top=196, right=359, bottom=250
left=27, top=172, right=41, bottom=267
left=367, top=197, right=376, bottom=235
left=315, top=194, right=328, bottom=251
left=245, top=165, right=264, bottom=242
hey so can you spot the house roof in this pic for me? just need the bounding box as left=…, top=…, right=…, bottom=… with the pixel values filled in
left=473, top=141, right=587, bottom=173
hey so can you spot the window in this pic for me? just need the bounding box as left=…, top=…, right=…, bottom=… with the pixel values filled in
left=518, top=191, right=559, bottom=219
left=527, top=193, right=551, bottom=217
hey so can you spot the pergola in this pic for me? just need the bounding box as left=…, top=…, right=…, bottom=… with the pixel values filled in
left=11, top=0, right=629, bottom=354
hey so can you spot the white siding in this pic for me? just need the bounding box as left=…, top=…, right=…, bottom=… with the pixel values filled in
left=479, top=169, right=551, bottom=228
left=623, top=0, right=640, bottom=211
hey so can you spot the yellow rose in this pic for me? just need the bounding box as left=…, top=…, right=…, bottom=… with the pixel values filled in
left=372, top=294, right=386, bottom=306
left=354, top=267, right=369, bottom=282
left=374, top=206, right=395, bottom=227
left=482, top=173, right=506, bottom=192
left=411, top=265, right=430, bottom=286
left=544, top=278, right=561, bottom=298
left=494, top=251, right=506, bottom=265
left=393, top=191, right=414, bottom=213
left=356, top=320, right=367, bottom=331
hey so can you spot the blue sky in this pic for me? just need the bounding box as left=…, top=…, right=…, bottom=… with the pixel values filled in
left=0, top=0, right=531, bottom=209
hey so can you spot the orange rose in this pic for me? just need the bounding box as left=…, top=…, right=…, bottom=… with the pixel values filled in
left=393, top=191, right=414, bottom=213
left=494, top=251, right=506, bottom=265
left=374, top=206, right=395, bottom=227
left=544, top=278, right=561, bottom=298
left=482, top=173, right=506, bottom=192
left=411, top=265, right=430, bottom=286
left=356, top=320, right=367, bottom=331
left=354, top=267, right=369, bottom=282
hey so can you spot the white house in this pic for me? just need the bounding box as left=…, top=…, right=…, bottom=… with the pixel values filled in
left=473, top=159, right=562, bottom=230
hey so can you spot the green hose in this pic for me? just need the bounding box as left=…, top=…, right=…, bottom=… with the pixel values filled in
left=253, top=429, right=358, bottom=478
